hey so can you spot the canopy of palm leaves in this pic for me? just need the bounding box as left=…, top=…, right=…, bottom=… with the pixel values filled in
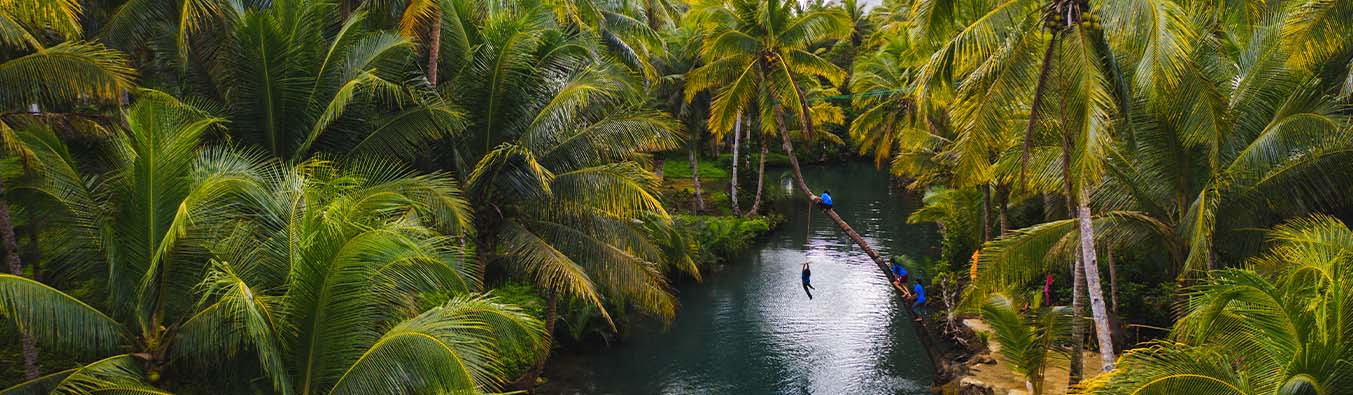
left=0, top=93, right=540, bottom=394
left=959, top=0, right=1353, bottom=297
left=435, top=1, right=689, bottom=327
left=1081, top=214, right=1353, bottom=394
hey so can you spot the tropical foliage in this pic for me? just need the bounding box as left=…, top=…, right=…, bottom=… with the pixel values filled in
left=4, top=0, right=1353, bottom=393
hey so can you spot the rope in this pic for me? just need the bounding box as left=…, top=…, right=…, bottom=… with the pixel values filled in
left=805, top=197, right=813, bottom=248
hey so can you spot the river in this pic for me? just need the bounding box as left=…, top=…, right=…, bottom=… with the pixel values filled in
left=541, top=163, right=938, bottom=394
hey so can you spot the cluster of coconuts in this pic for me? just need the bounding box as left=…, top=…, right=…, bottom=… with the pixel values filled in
left=1080, top=9, right=1103, bottom=31
left=1044, top=6, right=1103, bottom=32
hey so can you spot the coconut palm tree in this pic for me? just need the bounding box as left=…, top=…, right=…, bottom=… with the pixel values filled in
left=653, top=26, right=709, bottom=212
left=979, top=293, right=1073, bottom=395
left=433, top=2, right=689, bottom=385
left=104, top=0, right=462, bottom=163
left=0, top=92, right=541, bottom=394
left=970, top=0, right=1353, bottom=304
left=1081, top=214, right=1353, bottom=394
left=0, top=0, right=136, bottom=380
left=685, top=0, right=920, bottom=285
left=908, top=0, right=1209, bottom=373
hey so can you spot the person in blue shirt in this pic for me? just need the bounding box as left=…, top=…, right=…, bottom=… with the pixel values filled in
left=818, top=190, right=833, bottom=210
left=911, top=279, right=926, bottom=320
left=891, top=257, right=909, bottom=286
left=801, top=262, right=815, bottom=299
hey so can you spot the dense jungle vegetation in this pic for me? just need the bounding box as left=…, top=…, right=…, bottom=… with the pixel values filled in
left=1, top=0, right=1351, bottom=394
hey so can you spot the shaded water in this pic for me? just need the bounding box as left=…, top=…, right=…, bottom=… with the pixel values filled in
left=545, top=163, right=937, bottom=394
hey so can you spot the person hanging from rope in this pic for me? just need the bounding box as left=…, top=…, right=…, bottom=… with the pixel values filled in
left=801, top=261, right=815, bottom=299
left=817, top=190, right=833, bottom=210
left=910, top=279, right=927, bottom=321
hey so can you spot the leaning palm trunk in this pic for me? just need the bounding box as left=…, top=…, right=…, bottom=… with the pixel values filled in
left=730, top=114, right=742, bottom=215
left=773, top=105, right=889, bottom=274
left=0, top=178, right=38, bottom=379
left=771, top=105, right=940, bottom=370
left=1076, top=186, right=1117, bottom=371
left=747, top=140, right=767, bottom=215
left=689, top=146, right=706, bottom=212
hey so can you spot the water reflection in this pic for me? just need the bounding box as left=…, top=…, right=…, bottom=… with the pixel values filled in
left=546, top=163, right=936, bottom=394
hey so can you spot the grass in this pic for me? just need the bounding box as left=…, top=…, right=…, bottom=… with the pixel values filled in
left=661, top=152, right=795, bottom=180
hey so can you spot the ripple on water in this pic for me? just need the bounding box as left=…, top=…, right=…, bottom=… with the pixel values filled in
left=548, top=164, right=935, bottom=395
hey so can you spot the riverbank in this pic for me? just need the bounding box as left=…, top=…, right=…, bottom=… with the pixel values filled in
left=533, top=163, right=939, bottom=394
left=930, top=318, right=1103, bottom=395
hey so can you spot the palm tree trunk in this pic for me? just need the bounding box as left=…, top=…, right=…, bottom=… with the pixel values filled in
left=1062, top=131, right=1085, bottom=385
left=654, top=157, right=664, bottom=180
left=0, top=178, right=38, bottom=379
left=426, top=5, right=442, bottom=86
left=1076, top=186, right=1118, bottom=371
left=772, top=103, right=944, bottom=374
left=1018, top=34, right=1060, bottom=191
left=997, top=185, right=1009, bottom=235
left=1108, top=244, right=1118, bottom=315
left=689, top=146, right=705, bottom=212
left=730, top=114, right=742, bottom=215
left=982, top=185, right=992, bottom=241
left=747, top=140, right=767, bottom=215
left=1069, top=249, right=1086, bottom=384
left=525, top=289, right=558, bottom=389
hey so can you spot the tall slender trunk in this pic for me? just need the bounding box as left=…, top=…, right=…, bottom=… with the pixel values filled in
left=1076, top=186, right=1117, bottom=371
left=0, top=177, right=38, bottom=379
left=729, top=114, right=742, bottom=215
left=982, top=185, right=992, bottom=242
left=425, top=5, right=442, bottom=86
left=1070, top=249, right=1087, bottom=384
left=1062, top=131, right=1085, bottom=385
left=1019, top=34, right=1060, bottom=191
left=997, top=185, right=1010, bottom=235
left=1108, top=244, right=1118, bottom=315
left=654, top=157, right=665, bottom=180
left=747, top=140, right=767, bottom=215
left=525, top=290, right=558, bottom=389
left=689, top=146, right=705, bottom=212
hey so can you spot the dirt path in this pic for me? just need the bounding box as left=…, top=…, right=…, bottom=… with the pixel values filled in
left=957, top=319, right=1102, bottom=395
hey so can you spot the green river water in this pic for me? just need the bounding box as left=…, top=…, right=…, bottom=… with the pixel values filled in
left=542, top=163, right=938, bottom=394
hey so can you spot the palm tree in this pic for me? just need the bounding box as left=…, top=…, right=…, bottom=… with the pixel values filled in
left=906, top=0, right=1209, bottom=373
left=1081, top=215, right=1353, bottom=394
left=0, top=92, right=542, bottom=394
left=653, top=26, right=709, bottom=212
left=105, top=0, right=462, bottom=163
left=0, top=0, right=136, bottom=380
left=970, top=0, right=1353, bottom=313
left=434, top=2, right=689, bottom=385
left=979, top=293, right=1073, bottom=395
left=685, top=0, right=916, bottom=280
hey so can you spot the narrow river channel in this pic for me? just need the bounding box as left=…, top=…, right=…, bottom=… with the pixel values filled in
left=542, top=163, right=938, bottom=394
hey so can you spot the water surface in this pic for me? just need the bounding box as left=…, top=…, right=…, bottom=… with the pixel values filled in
left=545, top=163, right=937, bottom=394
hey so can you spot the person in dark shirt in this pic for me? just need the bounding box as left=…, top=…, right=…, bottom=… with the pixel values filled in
left=911, top=279, right=926, bottom=320
left=801, top=262, right=815, bottom=299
